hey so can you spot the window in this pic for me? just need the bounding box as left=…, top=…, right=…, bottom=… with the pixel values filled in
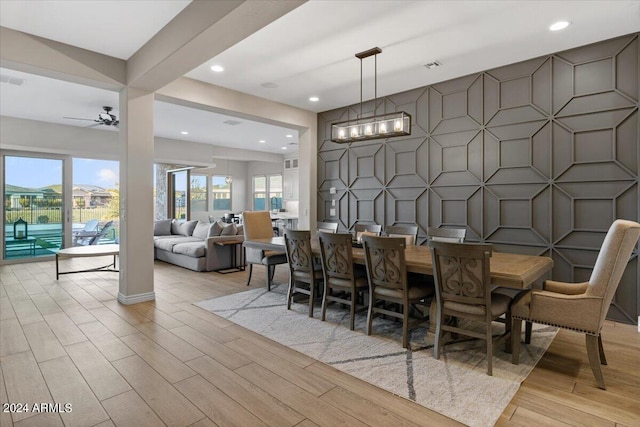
left=252, top=174, right=283, bottom=210
left=190, top=174, right=207, bottom=212
left=252, top=176, right=266, bottom=210
left=212, top=175, right=231, bottom=210
left=269, top=174, right=283, bottom=210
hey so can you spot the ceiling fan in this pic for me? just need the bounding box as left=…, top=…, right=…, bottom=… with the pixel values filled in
left=64, top=106, right=119, bottom=127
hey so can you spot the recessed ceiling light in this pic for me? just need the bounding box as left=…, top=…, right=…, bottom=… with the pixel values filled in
left=181, top=131, right=189, bottom=135
left=281, top=147, right=288, bottom=150
left=210, top=65, right=224, bottom=72
left=309, top=96, right=319, bottom=102
left=286, top=134, right=293, bottom=138
left=549, top=21, right=570, bottom=31
left=259, top=140, right=266, bottom=143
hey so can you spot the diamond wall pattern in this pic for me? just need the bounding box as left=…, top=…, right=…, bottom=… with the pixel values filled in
left=317, top=34, right=640, bottom=323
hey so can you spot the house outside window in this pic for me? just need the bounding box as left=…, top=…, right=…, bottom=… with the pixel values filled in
left=212, top=175, right=231, bottom=210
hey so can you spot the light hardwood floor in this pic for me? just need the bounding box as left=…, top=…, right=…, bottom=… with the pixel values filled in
left=1, top=257, right=638, bottom=426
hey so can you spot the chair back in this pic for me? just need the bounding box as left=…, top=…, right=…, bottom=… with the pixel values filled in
left=362, top=236, right=407, bottom=292
left=427, top=227, right=466, bottom=243
left=284, top=230, right=314, bottom=273
left=385, top=225, right=418, bottom=246
left=317, top=221, right=339, bottom=234
left=82, top=219, right=99, bottom=232
left=242, top=211, right=274, bottom=240
left=318, top=232, right=356, bottom=282
left=88, top=221, right=113, bottom=245
left=586, top=220, right=640, bottom=325
left=429, top=241, right=492, bottom=309
left=354, top=223, right=382, bottom=243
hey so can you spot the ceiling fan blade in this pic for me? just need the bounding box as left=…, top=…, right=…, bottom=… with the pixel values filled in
left=63, top=116, right=95, bottom=121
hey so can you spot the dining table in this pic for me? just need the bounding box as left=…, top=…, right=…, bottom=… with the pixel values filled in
left=243, top=236, right=554, bottom=290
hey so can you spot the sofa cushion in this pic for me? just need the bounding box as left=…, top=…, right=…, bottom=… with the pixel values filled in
left=154, top=219, right=173, bottom=236
left=172, top=242, right=206, bottom=258
left=192, top=221, right=211, bottom=240
left=220, top=223, right=237, bottom=236
left=171, top=220, right=198, bottom=236
left=154, top=236, right=201, bottom=252
left=235, top=224, right=243, bottom=235
left=210, top=221, right=225, bottom=237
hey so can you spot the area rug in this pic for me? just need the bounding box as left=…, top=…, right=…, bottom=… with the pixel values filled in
left=195, top=286, right=556, bottom=427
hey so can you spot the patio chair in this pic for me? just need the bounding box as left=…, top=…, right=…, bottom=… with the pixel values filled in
left=76, top=221, right=113, bottom=246
left=72, top=219, right=99, bottom=245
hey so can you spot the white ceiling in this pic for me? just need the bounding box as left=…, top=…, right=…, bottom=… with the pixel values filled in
left=0, top=0, right=638, bottom=155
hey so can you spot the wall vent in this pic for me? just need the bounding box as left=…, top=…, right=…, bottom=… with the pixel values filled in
left=222, top=119, right=242, bottom=126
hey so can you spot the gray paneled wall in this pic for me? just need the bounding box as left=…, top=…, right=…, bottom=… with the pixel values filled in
left=317, top=34, right=639, bottom=324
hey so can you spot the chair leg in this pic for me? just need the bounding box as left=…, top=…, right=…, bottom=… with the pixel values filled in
left=321, top=285, right=328, bottom=321
left=433, top=306, right=443, bottom=360
left=308, top=282, right=314, bottom=318
left=266, top=265, right=273, bottom=291
left=511, top=318, right=522, bottom=365
left=349, top=291, right=356, bottom=331
left=586, top=334, right=606, bottom=390
left=366, top=295, right=374, bottom=336
left=402, top=303, right=409, bottom=348
left=246, top=264, right=253, bottom=286
left=486, top=319, right=493, bottom=376
left=525, top=321, right=532, bottom=344
left=286, top=277, right=293, bottom=311
left=598, top=334, right=607, bottom=365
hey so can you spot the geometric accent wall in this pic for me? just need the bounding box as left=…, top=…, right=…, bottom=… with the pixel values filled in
left=318, top=34, right=639, bottom=324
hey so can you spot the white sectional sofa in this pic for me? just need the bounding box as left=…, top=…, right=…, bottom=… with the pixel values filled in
left=153, top=219, right=243, bottom=272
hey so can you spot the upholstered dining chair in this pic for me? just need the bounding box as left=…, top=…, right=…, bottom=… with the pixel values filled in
left=354, top=223, right=382, bottom=243
left=362, top=235, right=433, bottom=348
left=429, top=240, right=512, bottom=375
left=385, top=225, right=419, bottom=246
left=317, top=221, right=339, bottom=234
left=283, top=229, right=323, bottom=317
left=242, top=211, right=287, bottom=291
left=511, top=219, right=640, bottom=389
left=426, top=226, right=466, bottom=243
left=318, top=232, right=368, bottom=330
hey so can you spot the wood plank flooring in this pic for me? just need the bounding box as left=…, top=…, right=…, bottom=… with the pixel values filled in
left=0, top=257, right=638, bottom=426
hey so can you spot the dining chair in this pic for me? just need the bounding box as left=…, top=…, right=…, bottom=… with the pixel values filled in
left=426, top=226, right=466, bottom=243
left=354, top=223, right=382, bottom=243
left=317, top=221, right=339, bottom=234
left=283, top=229, right=323, bottom=317
left=511, top=219, right=640, bottom=389
left=242, top=211, right=287, bottom=291
left=318, top=232, right=369, bottom=330
left=385, top=225, right=419, bottom=246
left=362, top=235, right=433, bottom=348
left=429, top=240, right=512, bottom=375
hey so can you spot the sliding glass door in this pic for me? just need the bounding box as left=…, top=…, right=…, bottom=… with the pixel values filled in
left=2, top=153, right=67, bottom=261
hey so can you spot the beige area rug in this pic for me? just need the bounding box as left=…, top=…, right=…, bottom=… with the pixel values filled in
left=195, top=286, right=556, bottom=427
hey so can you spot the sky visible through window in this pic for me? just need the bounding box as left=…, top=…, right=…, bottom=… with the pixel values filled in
left=4, top=157, right=119, bottom=189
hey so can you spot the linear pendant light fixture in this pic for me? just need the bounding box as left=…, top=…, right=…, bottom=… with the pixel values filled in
left=331, top=47, right=411, bottom=143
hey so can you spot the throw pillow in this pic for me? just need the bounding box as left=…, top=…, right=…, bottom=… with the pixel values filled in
left=172, top=220, right=198, bottom=236
left=192, top=221, right=211, bottom=239
left=209, top=220, right=224, bottom=237
left=220, top=223, right=238, bottom=236
left=235, top=224, right=244, bottom=236
left=154, top=219, right=173, bottom=236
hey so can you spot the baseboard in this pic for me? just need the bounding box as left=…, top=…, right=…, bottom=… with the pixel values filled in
left=117, top=291, right=155, bottom=305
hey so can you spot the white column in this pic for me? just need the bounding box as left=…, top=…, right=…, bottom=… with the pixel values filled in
left=117, top=87, right=155, bottom=304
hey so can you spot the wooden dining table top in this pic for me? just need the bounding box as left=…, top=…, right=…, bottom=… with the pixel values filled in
left=243, top=236, right=554, bottom=289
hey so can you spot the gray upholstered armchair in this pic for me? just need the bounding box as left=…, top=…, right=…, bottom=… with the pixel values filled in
left=511, top=219, right=640, bottom=389
left=243, top=211, right=287, bottom=291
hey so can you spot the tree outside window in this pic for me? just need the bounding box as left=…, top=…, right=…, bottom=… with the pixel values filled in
left=190, top=175, right=207, bottom=212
